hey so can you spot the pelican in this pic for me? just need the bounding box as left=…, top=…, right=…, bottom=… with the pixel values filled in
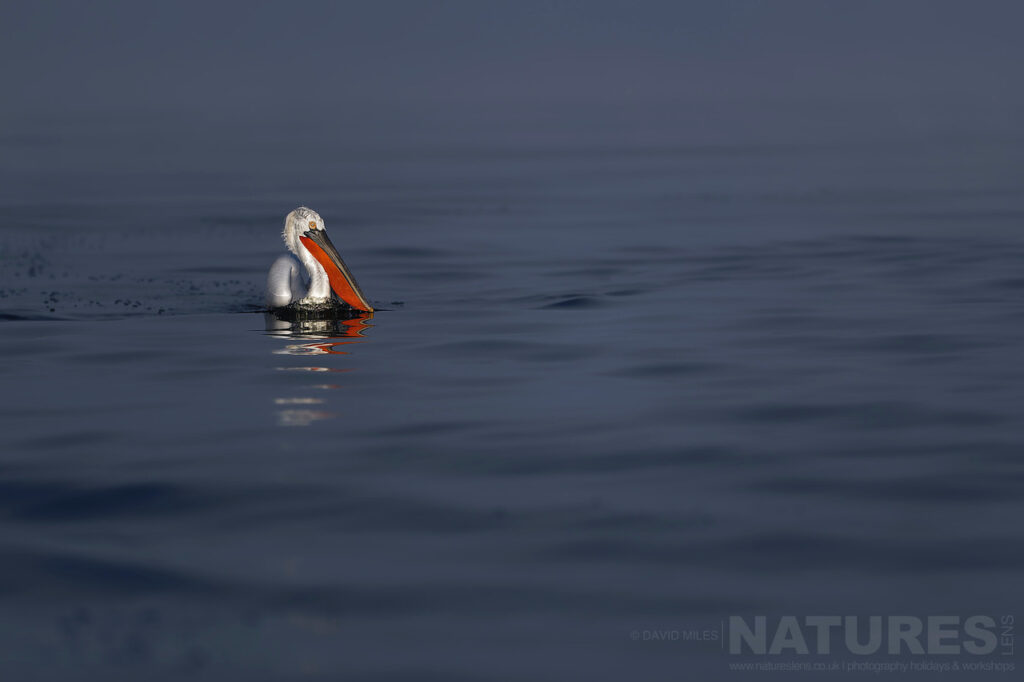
left=266, top=207, right=373, bottom=312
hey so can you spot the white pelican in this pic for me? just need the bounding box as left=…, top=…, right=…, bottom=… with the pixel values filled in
left=266, top=207, right=373, bottom=312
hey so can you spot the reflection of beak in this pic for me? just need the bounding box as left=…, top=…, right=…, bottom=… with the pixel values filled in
left=299, top=230, right=374, bottom=312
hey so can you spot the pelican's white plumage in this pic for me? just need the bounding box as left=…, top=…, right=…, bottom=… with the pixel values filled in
left=265, top=207, right=373, bottom=312
left=265, top=252, right=308, bottom=308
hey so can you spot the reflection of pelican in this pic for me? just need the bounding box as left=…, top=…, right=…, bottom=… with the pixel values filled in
left=264, top=314, right=373, bottom=342
left=265, top=313, right=373, bottom=426
left=266, top=207, right=373, bottom=312
left=267, top=315, right=372, bottom=356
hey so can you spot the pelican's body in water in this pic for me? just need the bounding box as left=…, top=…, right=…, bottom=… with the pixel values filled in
left=266, top=207, right=373, bottom=313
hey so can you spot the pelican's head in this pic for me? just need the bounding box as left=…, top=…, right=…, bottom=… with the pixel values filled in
left=281, top=206, right=374, bottom=312
left=283, top=206, right=325, bottom=256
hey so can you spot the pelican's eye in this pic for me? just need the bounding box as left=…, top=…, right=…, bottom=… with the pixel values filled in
left=308, top=221, right=317, bottom=230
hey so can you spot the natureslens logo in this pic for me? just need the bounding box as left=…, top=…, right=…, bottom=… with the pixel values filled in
left=727, top=615, right=1014, bottom=656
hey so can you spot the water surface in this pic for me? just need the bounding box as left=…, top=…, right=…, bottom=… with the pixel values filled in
left=1, top=134, right=1023, bottom=680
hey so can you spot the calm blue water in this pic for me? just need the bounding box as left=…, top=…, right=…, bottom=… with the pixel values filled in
left=1, top=131, right=1022, bottom=680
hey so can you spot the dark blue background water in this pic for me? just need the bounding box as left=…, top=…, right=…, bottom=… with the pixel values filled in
left=1, top=127, right=1021, bottom=679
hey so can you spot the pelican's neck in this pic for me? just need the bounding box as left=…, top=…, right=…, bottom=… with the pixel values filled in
left=296, top=241, right=332, bottom=301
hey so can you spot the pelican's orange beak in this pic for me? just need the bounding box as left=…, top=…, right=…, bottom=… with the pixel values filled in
left=300, top=230, right=374, bottom=312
